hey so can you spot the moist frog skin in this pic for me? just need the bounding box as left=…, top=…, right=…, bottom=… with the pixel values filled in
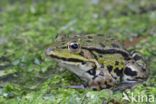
left=46, top=34, right=148, bottom=90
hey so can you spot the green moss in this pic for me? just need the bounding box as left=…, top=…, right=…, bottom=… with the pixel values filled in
left=0, top=0, right=156, bottom=103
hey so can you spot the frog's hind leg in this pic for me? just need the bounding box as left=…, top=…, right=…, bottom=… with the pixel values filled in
left=130, top=51, right=149, bottom=79
left=130, top=51, right=147, bottom=71
left=121, top=56, right=148, bottom=91
left=123, top=61, right=148, bottom=82
left=65, top=84, right=87, bottom=89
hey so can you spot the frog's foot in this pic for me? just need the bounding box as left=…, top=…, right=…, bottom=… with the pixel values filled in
left=65, top=84, right=87, bottom=89
left=112, top=81, right=138, bottom=92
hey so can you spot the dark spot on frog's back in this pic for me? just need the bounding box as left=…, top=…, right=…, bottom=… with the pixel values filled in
left=115, top=61, right=119, bottom=65
left=111, top=43, right=120, bottom=48
left=124, top=67, right=137, bottom=76
left=87, top=35, right=93, bottom=39
left=114, top=68, right=123, bottom=76
left=107, top=65, right=113, bottom=72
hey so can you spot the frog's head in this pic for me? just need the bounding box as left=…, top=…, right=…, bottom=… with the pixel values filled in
left=46, top=34, right=99, bottom=81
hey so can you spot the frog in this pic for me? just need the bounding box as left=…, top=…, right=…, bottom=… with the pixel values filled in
left=46, top=34, right=148, bottom=90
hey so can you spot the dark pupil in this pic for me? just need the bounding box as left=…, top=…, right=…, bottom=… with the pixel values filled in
left=70, top=43, right=78, bottom=49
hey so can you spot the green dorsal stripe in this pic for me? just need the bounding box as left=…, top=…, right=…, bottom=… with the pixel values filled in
left=82, top=47, right=131, bottom=60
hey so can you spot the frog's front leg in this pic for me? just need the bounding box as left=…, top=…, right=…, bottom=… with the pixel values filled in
left=66, top=78, right=114, bottom=90
left=66, top=84, right=86, bottom=89
left=88, top=70, right=116, bottom=90
left=66, top=69, right=116, bottom=90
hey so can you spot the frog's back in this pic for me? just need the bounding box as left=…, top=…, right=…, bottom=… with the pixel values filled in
left=47, top=33, right=148, bottom=90
left=70, top=34, right=148, bottom=87
left=69, top=34, right=124, bottom=50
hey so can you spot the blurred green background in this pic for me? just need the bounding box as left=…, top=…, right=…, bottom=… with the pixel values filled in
left=0, top=0, right=156, bottom=104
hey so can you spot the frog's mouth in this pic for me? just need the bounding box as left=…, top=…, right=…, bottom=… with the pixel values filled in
left=46, top=47, right=87, bottom=64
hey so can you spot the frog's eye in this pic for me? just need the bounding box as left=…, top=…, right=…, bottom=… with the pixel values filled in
left=69, top=43, right=79, bottom=49
left=68, top=42, right=80, bottom=52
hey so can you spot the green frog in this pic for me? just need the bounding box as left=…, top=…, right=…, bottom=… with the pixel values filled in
left=46, top=34, right=148, bottom=90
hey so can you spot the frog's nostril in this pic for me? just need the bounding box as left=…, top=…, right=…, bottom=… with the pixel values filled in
left=46, top=48, right=53, bottom=55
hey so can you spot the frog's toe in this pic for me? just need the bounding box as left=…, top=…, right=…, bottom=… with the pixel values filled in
left=113, top=82, right=137, bottom=92
left=65, top=84, right=86, bottom=89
